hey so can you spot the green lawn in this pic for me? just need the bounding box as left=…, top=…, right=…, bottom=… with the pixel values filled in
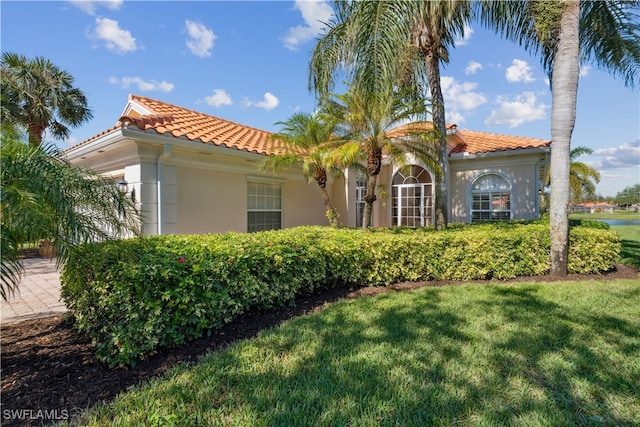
left=570, top=212, right=640, bottom=221
left=81, top=279, right=640, bottom=426
left=614, top=225, right=640, bottom=269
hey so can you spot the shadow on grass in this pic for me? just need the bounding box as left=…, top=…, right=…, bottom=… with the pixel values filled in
left=620, top=238, right=640, bottom=269
left=89, top=283, right=640, bottom=426
left=479, top=285, right=640, bottom=425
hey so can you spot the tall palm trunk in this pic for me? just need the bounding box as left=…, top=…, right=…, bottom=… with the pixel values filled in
left=424, top=48, right=449, bottom=230
left=315, top=169, right=340, bottom=228
left=27, top=123, right=45, bottom=147
left=362, top=146, right=383, bottom=228
left=550, top=0, right=580, bottom=277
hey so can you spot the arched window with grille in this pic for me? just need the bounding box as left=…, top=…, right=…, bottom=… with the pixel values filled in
left=470, top=173, right=511, bottom=222
left=391, top=165, right=434, bottom=227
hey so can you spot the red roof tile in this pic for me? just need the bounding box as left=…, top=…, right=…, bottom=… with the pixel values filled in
left=67, top=95, right=550, bottom=157
left=66, top=94, right=290, bottom=155
left=120, top=95, right=289, bottom=155
left=385, top=122, right=550, bottom=155
left=451, top=129, right=550, bottom=155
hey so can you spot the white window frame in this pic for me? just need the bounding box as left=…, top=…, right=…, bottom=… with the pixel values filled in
left=247, top=181, right=282, bottom=232
left=391, top=165, right=434, bottom=228
left=355, top=175, right=368, bottom=228
left=470, top=173, right=512, bottom=222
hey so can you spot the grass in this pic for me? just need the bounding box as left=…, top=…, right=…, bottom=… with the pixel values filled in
left=614, top=225, right=640, bottom=269
left=81, top=279, right=640, bottom=426
left=570, top=212, right=640, bottom=221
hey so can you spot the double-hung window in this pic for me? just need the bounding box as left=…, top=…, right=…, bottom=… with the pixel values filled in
left=471, top=173, right=511, bottom=222
left=355, top=176, right=368, bottom=228
left=247, top=182, right=282, bottom=232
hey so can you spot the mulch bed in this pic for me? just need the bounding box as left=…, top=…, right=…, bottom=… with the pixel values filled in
left=2, top=264, right=638, bottom=426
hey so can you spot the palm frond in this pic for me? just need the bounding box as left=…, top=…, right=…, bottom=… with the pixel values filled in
left=1, top=133, right=140, bottom=299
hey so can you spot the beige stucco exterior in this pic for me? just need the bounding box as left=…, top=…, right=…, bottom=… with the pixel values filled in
left=449, top=151, right=545, bottom=223
left=65, top=118, right=549, bottom=235
left=65, top=128, right=330, bottom=236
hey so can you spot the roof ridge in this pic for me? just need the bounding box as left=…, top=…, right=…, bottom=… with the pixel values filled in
left=129, top=94, right=272, bottom=135
left=458, top=128, right=550, bottom=142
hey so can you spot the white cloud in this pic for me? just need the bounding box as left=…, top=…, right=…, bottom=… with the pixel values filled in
left=454, top=25, right=474, bottom=46
left=243, top=92, right=280, bottom=110
left=591, top=139, right=640, bottom=169
left=283, top=0, right=334, bottom=51
left=69, top=0, right=123, bottom=16
left=439, top=76, right=488, bottom=124
left=579, top=65, right=592, bottom=78
left=485, top=92, right=547, bottom=127
left=185, top=20, right=216, bottom=58
left=204, top=89, right=233, bottom=107
left=446, top=110, right=465, bottom=125
left=108, top=76, right=174, bottom=92
left=256, top=92, right=280, bottom=110
left=92, top=18, right=136, bottom=54
left=505, top=59, right=536, bottom=83
left=465, top=61, right=483, bottom=75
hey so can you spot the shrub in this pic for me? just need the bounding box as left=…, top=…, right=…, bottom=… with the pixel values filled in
left=61, top=222, right=619, bottom=367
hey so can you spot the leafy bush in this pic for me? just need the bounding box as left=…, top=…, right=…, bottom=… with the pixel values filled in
left=61, top=222, right=619, bottom=367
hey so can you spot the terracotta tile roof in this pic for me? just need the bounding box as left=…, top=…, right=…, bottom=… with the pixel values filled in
left=67, top=95, right=550, bottom=157
left=118, top=94, right=289, bottom=155
left=385, top=122, right=550, bottom=155
left=386, top=121, right=457, bottom=139
left=66, top=94, right=290, bottom=155
left=451, top=129, right=550, bottom=155
left=572, top=202, right=616, bottom=207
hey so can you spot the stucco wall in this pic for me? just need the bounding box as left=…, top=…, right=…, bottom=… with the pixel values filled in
left=449, top=154, right=541, bottom=223
left=175, top=165, right=328, bottom=235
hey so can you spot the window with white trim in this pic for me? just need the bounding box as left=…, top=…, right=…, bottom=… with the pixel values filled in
left=391, top=165, right=433, bottom=227
left=355, top=176, right=367, bottom=228
left=247, top=182, right=282, bottom=232
left=471, top=173, right=511, bottom=222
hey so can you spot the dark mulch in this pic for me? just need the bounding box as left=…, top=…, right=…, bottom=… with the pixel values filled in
left=2, top=264, right=638, bottom=426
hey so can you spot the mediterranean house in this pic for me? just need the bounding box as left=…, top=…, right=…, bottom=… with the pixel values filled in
left=570, top=202, right=617, bottom=214
left=64, top=94, right=551, bottom=235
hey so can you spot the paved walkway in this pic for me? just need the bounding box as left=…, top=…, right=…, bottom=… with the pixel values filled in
left=1, top=257, right=66, bottom=325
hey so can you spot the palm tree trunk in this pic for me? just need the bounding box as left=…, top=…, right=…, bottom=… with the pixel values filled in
left=424, top=50, right=448, bottom=230
left=362, top=146, right=383, bottom=228
left=363, top=174, right=378, bottom=228
left=318, top=184, right=340, bottom=228
left=550, top=0, right=580, bottom=277
left=27, top=123, right=44, bottom=147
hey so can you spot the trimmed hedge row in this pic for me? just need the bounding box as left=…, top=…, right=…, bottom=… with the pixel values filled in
left=61, top=222, right=620, bottom=367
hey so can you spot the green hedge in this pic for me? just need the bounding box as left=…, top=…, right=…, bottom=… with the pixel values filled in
left=61, top=222, right=620, bottom=367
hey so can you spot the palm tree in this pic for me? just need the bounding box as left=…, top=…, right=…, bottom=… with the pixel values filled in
left=479, top=0, right=640, bottom=276
left=309, top=0, right=472, bottom=229
left=1, top=52, right=93, bottom=147
left=326, top=86, right=442, bottom=228
left=260, top=111, right=359, bottom=228
left=568, top=146, right=600, bottom=203
left=0, top=128, right=140, bottom=300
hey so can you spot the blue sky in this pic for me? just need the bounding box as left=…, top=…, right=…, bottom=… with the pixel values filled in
left=2, top=0, right=638, bottom=196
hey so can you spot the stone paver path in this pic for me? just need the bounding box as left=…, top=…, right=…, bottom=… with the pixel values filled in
left=1, top=257, right=65, bottom=325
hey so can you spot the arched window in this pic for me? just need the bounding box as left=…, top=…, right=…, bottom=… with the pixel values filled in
left=391, top=165, right=433, bottom=227
left=471, top=173, right=511, bottom=222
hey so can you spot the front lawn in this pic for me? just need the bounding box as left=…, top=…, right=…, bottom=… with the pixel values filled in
left=570, top=212, right=640, bottom=221
left=615, top=225, right=640, bottom=269
left=82, top=279, right=640, bottom=426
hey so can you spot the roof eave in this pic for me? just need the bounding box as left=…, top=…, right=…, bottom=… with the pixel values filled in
left=120, top=126, right=269, bottom=161
left=448, top=145, right=551, bottom=160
